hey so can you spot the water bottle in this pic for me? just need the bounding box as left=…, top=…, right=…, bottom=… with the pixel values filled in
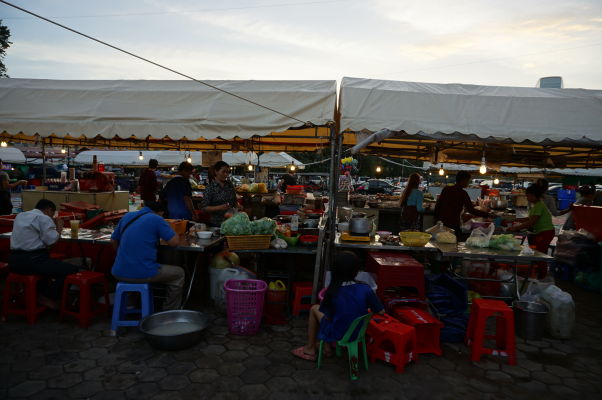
left=290, top=215, right=299, bottom=234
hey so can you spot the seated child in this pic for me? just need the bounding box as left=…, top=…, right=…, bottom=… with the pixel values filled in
left=292, top=251, right=384, bottom=361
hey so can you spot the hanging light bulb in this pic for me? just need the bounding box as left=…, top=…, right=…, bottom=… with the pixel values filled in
left=186, top=153, right=192, bottom=163
left=445, top=175, right=449, bottom=178
left=0, top=141, right=7, bottom=148
left=290, top=164, right=296, bottom=172
left=376, top=166, right=382, bottom=173
left=61, top=147, right=67, bottom=154
left=247, top=164, right=253, bottom=171
left=479, top=152, right=487, bottom=175
left=438, top=165, right=445, bottom=176
left=493, top=177, right=500, bottom=185
left=138, top=151, right=144, bottom=161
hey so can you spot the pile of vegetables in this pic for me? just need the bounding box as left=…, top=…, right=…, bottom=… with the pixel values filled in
left=488, top=234, right=521, bottom=251
left=220, top=212, right=276, bottom=236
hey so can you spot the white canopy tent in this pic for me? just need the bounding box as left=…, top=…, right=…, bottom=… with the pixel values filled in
left=422, top=162, right=602, bottom=177
left=258, top=152, right=305, bottom=169
left=0, top=147, right=26, bottom=164
left=342, top=77, right=602, bottom=144
left=0, top=79, right=336, bottom=140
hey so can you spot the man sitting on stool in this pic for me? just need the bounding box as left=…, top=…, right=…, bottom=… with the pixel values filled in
left=111, top=200, right=184, bottom=310
left=9, top=199, right=82, bottom=310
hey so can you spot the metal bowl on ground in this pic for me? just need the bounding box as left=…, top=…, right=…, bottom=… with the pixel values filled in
left=140, top=310, right=208, bottom=351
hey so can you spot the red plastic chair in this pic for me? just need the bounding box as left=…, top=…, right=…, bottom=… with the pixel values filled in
left=291, top=281, right=313, bottom=316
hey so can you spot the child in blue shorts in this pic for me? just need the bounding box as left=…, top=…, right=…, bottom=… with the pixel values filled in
left=292, top=251, right=384, bottom=361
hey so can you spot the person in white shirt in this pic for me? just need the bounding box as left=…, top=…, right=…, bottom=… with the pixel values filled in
left=8, top=199, right=79, bottom=310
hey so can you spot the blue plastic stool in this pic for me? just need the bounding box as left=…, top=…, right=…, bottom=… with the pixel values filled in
left=110, top=282, right=154, bottom=335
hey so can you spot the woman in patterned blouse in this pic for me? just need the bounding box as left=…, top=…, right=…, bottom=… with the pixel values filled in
left=202, top=161, right=238, bottom=227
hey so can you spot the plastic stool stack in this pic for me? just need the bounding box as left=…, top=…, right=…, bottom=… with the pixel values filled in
left=110, top=282, right=153, bottom=334
left=366, top=313, right=417, bottom=373
left=391, top=307, right=443, bottom=356
left=1, top=273, right=47, bottom=324
left=291, top=281, right=313, bottom=316
left=466, top=298, right=516, bottom=365
left=60, top=271, right=110, bottom=328
left=365, top=252, right=425, bottom=299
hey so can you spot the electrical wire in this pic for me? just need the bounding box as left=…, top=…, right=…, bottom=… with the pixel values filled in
left=0, top=0, right=308, bottom=126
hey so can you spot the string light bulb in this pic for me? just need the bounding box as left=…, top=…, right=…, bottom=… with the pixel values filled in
left=60, top=147, right=67, bottom=154
left=376, top=166, right=382, bottom=173
left=247, top=164, right=253, bottom=171
left=479, top=153, right=487, bottom=175
left=138, top=151, right=144, bottom=161
left=445, top=175, right=449, bottom=178
left=493, top=178, right=500, bottom=185
left=186, top=153, right=192, bottom=163
left=290, top=164, right=296, bottom=172
left=438, top=165, right=445, bottom=176
left=0, top=141, right=7, bottom=148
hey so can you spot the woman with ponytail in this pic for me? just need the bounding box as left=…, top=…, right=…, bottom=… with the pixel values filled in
left=292, top=251, right=384, bottom=361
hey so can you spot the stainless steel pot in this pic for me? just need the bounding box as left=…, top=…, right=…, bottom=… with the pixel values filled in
left=491, top=199, right=509, bottom=209
left=349, top=215, right=374, bottom=235
left=139, top=310, right=208, bottom=351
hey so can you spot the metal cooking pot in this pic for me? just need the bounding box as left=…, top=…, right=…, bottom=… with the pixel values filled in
left=491, top=199, right=509, bottom=209
left=349, top=215, right=375, bottom=235
left=139, top=310, right=208, bottom=351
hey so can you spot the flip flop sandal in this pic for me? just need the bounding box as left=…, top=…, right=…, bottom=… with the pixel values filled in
left=291, top=346, right=316, bottom=361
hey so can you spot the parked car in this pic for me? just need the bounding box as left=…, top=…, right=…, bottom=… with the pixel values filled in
left=357, top=179, right=399, bottom=195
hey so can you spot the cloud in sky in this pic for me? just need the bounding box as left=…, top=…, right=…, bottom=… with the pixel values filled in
left=2, top=0, right=602, bottom=88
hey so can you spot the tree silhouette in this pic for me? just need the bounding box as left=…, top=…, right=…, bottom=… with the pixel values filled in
left=0, top=19, right=11, bottom=77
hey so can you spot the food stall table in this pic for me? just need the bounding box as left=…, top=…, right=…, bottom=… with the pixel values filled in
left=433, top=241, right=553, bottom=300
left=0, top=230, right=225, bottom=307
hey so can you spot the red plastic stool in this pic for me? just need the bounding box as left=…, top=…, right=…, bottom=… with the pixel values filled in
left=365, top=252, right=426, bottom=299
left=366, top=313, right=418, bottom=373
left=291, top=281, right=313, bottom=316
left=1, top=273, right=47, bottom=324
left=391, top=307, right=444, bottom=356
left=466, top=298, right=516, bottom=365
left=60, top=271, right=110, bottom=328
left=49, top=252, right=67, bottom=260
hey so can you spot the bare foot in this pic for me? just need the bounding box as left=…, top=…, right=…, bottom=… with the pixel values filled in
left=38, top=295, right=59, bottom=311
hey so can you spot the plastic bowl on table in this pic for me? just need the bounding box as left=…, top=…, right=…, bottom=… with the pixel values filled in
left=398, top=231, right=432, bottom=247
left=196, top=231, right=212, bottom=239
left=299, top=234, right=319, bottom=246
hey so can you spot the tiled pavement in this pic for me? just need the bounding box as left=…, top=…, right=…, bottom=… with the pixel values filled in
left=1, top=280, right=601, bottom=400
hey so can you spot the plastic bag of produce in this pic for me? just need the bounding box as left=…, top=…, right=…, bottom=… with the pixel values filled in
left=489, top=234, right=521, bottom=251
left=466, top=224, right=494, bottom=248
left=435, top=231, right=457, bottom=243
left=220, top=212, right=252, bottom=235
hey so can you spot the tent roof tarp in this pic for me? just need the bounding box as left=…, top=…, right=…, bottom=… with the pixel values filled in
left=340, top=77, right=602, bottom=143
left=0, top=79, right=336, bottom=140
left=0, top=147, right=26, bottom=163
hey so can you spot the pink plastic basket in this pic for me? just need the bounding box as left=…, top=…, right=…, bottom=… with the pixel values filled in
left=224, top=279, right=268, bottom=335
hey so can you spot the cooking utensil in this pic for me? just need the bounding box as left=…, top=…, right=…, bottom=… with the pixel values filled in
left=139, top=310, right=208, bottom=351
left=196, top=231, right=212, bottom=239
left=338, top=222, right=349, bottom=232
left=349, top=215, right=375, bottom=236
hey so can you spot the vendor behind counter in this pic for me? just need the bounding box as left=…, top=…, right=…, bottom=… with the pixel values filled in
left=435, top=171, right=493, bottom=236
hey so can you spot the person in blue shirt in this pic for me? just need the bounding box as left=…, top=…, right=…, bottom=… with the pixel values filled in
left=161, top=162, right=195, bottom=220
left=111, top=201, right=184, bottom=310
left=400, top=173, right=424, bottom=231
left=292, top=251, right=384, bottom=361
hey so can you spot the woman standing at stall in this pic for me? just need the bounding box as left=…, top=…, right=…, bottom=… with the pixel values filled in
left=399, top=173, right=424, bottom=231
left=202, top=161, right=238, bottom=227
left=507, top=185, right=555, bottom=277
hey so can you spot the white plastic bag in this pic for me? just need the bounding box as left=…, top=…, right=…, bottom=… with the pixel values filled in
left=540, top=285, right=575, bottom=339
left=466, top=224, right=495, bottom=248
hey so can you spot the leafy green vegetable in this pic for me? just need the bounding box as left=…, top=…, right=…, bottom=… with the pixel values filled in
left=489, top=234, right=521, bottom=251
left=251, top=217, right=277, bottom=235
left=220, top=212, right=252, bottom=236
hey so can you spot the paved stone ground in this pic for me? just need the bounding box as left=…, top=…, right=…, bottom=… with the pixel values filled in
left=1, top=280, right=601, bottom=400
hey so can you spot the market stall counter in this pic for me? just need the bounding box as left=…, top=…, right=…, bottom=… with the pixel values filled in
left=433, top=241, right=553, bottom=300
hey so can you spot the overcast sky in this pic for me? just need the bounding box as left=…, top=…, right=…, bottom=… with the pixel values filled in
left=2, top=0, right=601, bottom=88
